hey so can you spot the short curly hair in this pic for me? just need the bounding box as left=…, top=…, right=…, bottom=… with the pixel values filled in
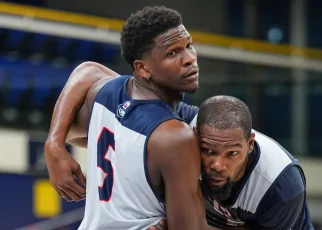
left=197, top=96, right=252, bottom=139
left=120, top=6, right=183, bottom=69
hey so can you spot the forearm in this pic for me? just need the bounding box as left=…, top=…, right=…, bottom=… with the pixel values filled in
left=46, top=62, right=114, bottom=148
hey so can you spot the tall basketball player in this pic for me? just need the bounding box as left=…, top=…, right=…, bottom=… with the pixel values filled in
left=46, top=6, right=208, bottom=230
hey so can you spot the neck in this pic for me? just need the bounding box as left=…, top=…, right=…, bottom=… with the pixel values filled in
left=131, top=73, right=183, bottom=110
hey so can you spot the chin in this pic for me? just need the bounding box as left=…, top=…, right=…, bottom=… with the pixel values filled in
left=201, top=178, right=233, bottom=201
left=184, top=83, right=199, bottom=94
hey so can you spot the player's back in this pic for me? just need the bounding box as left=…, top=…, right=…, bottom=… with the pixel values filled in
left=79, top=75, right=181, bottom=230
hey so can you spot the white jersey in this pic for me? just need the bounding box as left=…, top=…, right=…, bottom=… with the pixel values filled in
left=79, top=75, right=198, bottom=230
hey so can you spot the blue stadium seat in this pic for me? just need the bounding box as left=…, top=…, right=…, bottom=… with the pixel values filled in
left=7, top=30, right=27, bottom=50
left=56, top=37, right=73, bottom=57
left=7, top=67, right=28, bottom=106
left=100, top=43, right=119, bottom=63
left=31, top=33, right=50, bottom=53
left=74, top=40, right=94, bottom=61
left=30, top=66, right=53, bottom=109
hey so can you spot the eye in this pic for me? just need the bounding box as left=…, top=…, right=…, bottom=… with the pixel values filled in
left=167, top=51, right=176, bottom=57
left=186, top=42, right=193, bottom=49
left=201, top=148, right=213, bottom=155
left=229, top=151, right=238, bottom=156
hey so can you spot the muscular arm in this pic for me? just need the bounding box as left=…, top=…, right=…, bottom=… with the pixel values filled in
left=148, top=120, right=208, bottom=230
left=45, top=61, right=118, bottom=149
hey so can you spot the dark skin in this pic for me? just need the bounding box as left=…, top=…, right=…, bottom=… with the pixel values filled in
left=198, top=126, right=255, bottom=193
left=46, top=25, right=210, bottom=230
left=150, top=126, right=253, bottom=230
left=45, top=62, right=118, bottom=201
left=45, top=66, right=246, bottom=230
left=134, top=24, right=199, bottom=109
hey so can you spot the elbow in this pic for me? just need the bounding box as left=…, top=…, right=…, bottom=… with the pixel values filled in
left=68, top=62, right=104, bottom=87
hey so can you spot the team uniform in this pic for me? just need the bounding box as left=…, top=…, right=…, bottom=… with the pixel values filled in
left=78, top=75, right=198, bottom=230
left=198, top=130, right=314, bottom=229
left=187, top=112, right=313, bottom=229
left=78, top=74, right=312, bottom=230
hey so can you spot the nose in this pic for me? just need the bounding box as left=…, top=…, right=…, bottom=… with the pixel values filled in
left=210, top=156, right=227, bottom=172
left=182, top=49, right=197, bottom=67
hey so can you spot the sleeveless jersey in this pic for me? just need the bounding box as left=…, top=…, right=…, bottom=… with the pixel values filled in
left=202, top=130, right=313, bottom=229
left=78, top=75, right=198, bottom=230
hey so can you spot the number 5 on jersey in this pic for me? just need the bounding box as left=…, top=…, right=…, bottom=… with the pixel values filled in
left=97, top=127, right=115, bottom=202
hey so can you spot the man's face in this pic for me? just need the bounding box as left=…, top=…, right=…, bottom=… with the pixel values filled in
left=143, top=24, right=199, bottom=93
left=197, top=125, right=255, bottom=201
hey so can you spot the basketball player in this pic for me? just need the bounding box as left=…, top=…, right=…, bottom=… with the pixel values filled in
left=144, top=96, right=314, bottom=230
left=46, top=66, right=314, bottom=229
left=46, top=6, right=208, bottom=230
left=184, top=96, right=313, bottom=229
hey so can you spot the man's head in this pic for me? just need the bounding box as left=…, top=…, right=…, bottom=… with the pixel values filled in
left=196, top=95, right=255, bottom=201
left=121, top=6, right=199, bottom=93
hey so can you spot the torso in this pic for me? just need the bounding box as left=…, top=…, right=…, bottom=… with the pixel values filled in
left=79, top=75, right=198, bottom=230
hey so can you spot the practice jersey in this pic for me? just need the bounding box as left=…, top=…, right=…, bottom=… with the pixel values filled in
left=78, top=75, right=198, bottom=230
left=202, top=130, right=314, bottom=230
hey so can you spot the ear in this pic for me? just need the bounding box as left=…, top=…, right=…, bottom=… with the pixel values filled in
left=248, top=132, right=255, bottom=153
left=133, top=59, right=151, bottom=80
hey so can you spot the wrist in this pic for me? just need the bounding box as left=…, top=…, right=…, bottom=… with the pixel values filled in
left=45, top=136, right=66, bottom=154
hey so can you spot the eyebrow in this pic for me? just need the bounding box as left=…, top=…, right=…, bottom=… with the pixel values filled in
left=200, top=141, right=242, bottom=149
left=223, top=143, right=243, bottom=149
left=161, top=35, right=192, bottom=49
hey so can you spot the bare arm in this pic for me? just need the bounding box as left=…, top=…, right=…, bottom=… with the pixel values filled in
left=149, top=120, right=207, bottom=230
left=44, top=61, right=118, bottom=202
left=45, top=61, right=118, bottom=149
left=66, top=76, right=115, bottom=146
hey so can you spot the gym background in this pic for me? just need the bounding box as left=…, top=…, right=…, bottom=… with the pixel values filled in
left=0, top=0, right=321, bottom=229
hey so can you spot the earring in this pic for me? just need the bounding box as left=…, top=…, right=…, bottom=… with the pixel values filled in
left=146, top=75, right=150, bottom=80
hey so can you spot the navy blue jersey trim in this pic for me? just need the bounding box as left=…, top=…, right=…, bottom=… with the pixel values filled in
left=86, top=76, right=121, bottom=137
left=256, top=164, right=304, bottom=214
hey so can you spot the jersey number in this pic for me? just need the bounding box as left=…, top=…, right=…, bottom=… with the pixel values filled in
left=97, top=127, right=115, bottom=202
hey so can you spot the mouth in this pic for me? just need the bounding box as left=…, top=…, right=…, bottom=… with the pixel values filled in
left=208, top=177, right=227, bottom=186
left=183, top=68, right=199, bottom=80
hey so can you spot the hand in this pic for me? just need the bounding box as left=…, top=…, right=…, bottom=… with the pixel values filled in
left=45, top=142, right=86, bottom=202
left=148, top=219, right=168, bottom=230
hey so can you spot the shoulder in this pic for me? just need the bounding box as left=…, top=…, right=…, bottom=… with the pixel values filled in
left=150, top=119, right=197, bottom=147
left=233, top=132, right=303, bottom=214
left=258, top=165, right=305, bottom=208
left=148, top=119, right=199, bottom=165
left=72, top=61, right=119, bottom=78
left=252, top=166, right=307, bottom=230
left=86, top=75, right=123, bottom=112
left=253, top=130, right=297, bottom=182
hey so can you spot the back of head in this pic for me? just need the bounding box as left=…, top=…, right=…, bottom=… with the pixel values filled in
left=120, top=6, right=182, bottom=69
left=197, top=95, right=252, bottom=138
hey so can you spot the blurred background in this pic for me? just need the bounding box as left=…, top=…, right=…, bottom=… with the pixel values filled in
left=0, top=0, right=321, bottom=229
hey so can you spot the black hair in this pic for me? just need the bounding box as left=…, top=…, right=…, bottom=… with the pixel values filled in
left=120, top=6, right=182, bottom=69
left=197, top=95, right=252, bottom=138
